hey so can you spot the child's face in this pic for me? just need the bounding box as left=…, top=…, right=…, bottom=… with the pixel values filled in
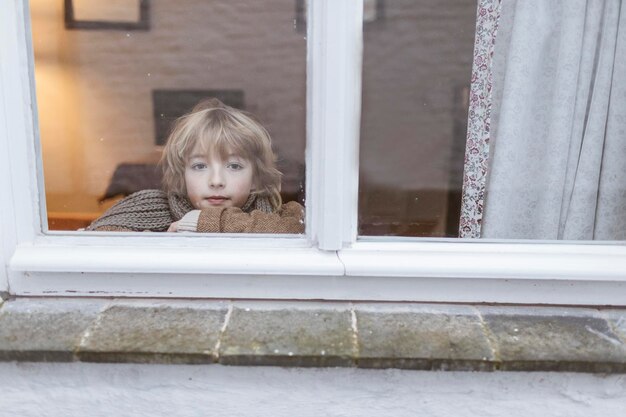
left=184, top=142, right=254, bottom=210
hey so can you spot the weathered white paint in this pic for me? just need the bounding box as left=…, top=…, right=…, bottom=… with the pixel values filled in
left=0, top=363, right=625, bottom=417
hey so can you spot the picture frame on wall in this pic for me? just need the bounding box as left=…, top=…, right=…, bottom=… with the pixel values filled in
left=64, top=0, right=150, bottom=31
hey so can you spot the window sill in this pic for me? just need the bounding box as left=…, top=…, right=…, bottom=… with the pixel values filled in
left=1, top=296, right=625, bottom=372
left=10, top=239, right=626, bottom=304
left=10, top=241, right=338, bottom=275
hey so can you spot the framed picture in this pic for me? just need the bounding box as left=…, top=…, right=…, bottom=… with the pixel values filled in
left=64, top=0, right=150, bottom=31
left=295, top=0, right=384, bottom=33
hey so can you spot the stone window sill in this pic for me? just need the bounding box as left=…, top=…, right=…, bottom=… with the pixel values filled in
left=1, top=296, right=625, bottom=373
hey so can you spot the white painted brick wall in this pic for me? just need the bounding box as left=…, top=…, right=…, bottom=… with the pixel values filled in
left=1, top=363, right=625, bottom=416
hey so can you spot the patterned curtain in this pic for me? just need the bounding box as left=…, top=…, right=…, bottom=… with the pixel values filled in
left=459, top=0, right=501, bottom=238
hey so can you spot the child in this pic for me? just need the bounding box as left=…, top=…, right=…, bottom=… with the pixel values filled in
left=86, top=98, right=304, bottom=234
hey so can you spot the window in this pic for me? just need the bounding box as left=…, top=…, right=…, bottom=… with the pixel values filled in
left=2, top=0, right=626, bottom=306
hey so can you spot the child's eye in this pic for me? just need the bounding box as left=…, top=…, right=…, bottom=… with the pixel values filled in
left=227, top=162, right=244, bottom=170
left=191, top=162, right=207, bottom=170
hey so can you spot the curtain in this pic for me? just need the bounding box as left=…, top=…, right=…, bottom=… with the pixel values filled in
left=481, top=0, right=626, bottom=240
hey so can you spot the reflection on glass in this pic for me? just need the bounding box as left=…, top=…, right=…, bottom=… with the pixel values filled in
left=30, top=0, right=306, bottom=231
left=359, top=0, right=477, bottom=237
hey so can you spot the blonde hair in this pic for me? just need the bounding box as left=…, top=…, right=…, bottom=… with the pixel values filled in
left=161, top=98, right=282, bottom=210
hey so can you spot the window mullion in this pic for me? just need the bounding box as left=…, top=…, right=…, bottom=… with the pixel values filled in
left=307, top=0, right=362, bottom=250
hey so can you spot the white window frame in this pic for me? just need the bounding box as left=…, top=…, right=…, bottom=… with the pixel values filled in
left=3, top=0, right=626, bottom=305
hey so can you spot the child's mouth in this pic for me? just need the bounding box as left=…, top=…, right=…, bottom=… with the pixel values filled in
left=205, top=196, right=229, bottom=205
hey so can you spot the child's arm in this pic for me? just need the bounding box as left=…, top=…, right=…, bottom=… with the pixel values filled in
left=175, top=201, right=304, bottom=234
left=85, top=190, right=173, bottom=232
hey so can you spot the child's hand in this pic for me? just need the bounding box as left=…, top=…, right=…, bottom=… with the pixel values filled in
left=167, top=221, right=179, bottom=232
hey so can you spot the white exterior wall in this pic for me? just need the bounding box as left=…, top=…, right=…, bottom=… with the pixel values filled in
left=1, top=363, right=625, bottom=416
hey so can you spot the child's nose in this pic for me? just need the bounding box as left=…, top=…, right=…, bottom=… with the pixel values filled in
left=209, top=167, right=225, bottom=188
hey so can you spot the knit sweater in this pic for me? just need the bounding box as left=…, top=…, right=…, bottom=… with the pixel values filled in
left=86, top=189, right=304, bottom=234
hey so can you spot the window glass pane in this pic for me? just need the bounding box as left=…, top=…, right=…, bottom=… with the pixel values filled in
left=31, top=0, right=306, bottom=233
left=359, top=0, right=477, bottom=237
left=360, top=0, right=626, bottom=241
